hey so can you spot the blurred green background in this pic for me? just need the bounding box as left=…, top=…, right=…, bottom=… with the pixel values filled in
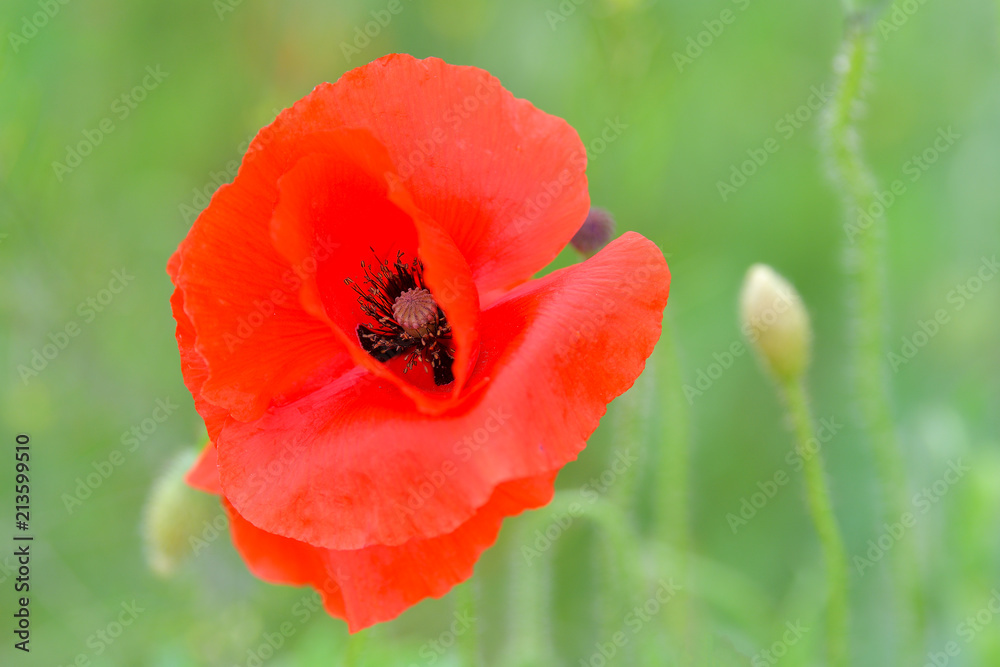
left=2, top=0, right=999, bottom=665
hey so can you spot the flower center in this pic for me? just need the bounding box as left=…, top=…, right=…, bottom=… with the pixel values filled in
left=346, top=252, right=455, bottom=386
left=392, top=288, right=438, bottom=335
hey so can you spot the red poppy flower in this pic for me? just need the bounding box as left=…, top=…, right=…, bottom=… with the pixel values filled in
left=168, top=53, right=670, bottom=631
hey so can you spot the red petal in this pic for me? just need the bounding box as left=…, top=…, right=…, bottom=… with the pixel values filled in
left=223, top=472, right=555, bottom=632
left=167, top=274, right=230, bottom=443
left=267, top=129, right=416, bottom=326
left=172, top=54, right=589, bottom=423
left=272, top=54, right=591, bottom=298
left=218, top=233, right=669, bottom=549
left=171, top=132, right=360, bottom=423
left=268, top=135, right=481, bottom=408
left=185, top=441, right=222, bottom=494
left=387, top=178, right=481, bottom=398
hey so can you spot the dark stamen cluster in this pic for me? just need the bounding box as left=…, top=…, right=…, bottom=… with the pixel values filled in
left=345, top=251, right=455, bottom=386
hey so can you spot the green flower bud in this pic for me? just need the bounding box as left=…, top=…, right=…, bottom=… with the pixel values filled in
left=142, top=448, right=217, bottom=577
left=739, top=264, right=812, bottom=382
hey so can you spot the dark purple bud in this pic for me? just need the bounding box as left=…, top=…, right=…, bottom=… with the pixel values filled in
left=570, top=207, right=616, bottom=257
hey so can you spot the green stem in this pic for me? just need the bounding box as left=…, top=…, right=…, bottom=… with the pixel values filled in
left=608, top=351, right=654, bottom=517
left=344, top=628, right=368, bottom=667
left=653, top=315, right=695, bottom=660
left=584, top=499, right=646, bottom=586
left=781, top=379, right=850, bottom=667
left=655, top=317, right=691, bottom=551
left=828, top=6, right=904, bottom=527
left=586, top=499, right=646, bottom=667
left=507, top=517, right=557, bottom=664
left=823, top=14, right=925, bottom=653
left=508, top=492, right=644, bottom=665
left=455, top=581, right=480, bottom=666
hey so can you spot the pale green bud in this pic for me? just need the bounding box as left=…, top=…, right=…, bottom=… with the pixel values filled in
left=142, top=448, right=217, bottom=577
left=739, top=264, right=812, bottom=382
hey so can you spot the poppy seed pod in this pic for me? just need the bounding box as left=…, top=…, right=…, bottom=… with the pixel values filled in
left=739, top=264, right=811, bottom=383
